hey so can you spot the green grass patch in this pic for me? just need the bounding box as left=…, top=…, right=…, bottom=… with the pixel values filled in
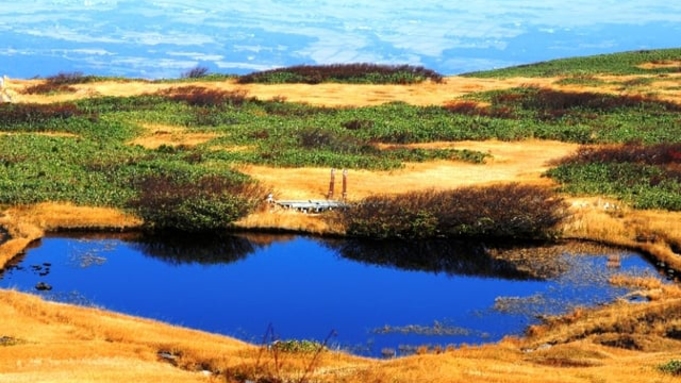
left=546, top=143, right=681, bottom=210
left=553, top=75, right=607, bottom=87
left=658, top=359, right=681, bottom=376
left=462, top=48, right=681, bottom=78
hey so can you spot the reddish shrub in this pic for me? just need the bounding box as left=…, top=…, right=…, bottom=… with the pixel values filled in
left=158, top=86, right=252, bottom=107
left=0, top=103, right=87, bottom=125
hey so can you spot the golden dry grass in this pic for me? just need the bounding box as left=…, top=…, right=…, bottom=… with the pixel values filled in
left=5, top=70, right=680, bottom=107
left=129, top=124, right=219, bottom=149
left=2, top=287, right=680, bottom=383
left=236, top=140, right=578, bottom=202
left=3, top=67, right=681, bottom=382
left=562, top=202, right=681, bottom=272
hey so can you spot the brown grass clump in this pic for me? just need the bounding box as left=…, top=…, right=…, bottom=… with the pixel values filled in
left=522, top=342, right=610, bottom=368
left=552, top=142, right=681, bottom=166
left=339, top=184, right=567, bottom=240
left=443, top=100, right=514, bottom=118
left=638, top=60, right=681, bottom=70
left=522, top=277, right=681, bottom=354
left=562, top=203, right=681, bottom=272
left=20, top=72, right=98, bottom=95
left=234, top=209, right=345, bottom=235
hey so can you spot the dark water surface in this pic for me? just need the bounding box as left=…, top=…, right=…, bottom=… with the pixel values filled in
left=0, top=233, right=662, bottom=356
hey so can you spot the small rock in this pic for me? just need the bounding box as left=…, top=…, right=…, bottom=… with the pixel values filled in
left=381, top=348, right=397, bottom=358
left=35, top=282, right=52, bottom=291
left=157, top=351, right=179, bottom=366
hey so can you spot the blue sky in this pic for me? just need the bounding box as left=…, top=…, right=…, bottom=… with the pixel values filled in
left=1, top=1, right=680, bottom=79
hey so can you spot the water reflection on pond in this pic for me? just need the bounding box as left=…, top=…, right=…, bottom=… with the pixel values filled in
left=0, top=233, right=663, bottom=357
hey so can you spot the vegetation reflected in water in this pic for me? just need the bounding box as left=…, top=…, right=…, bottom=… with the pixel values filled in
left=323, top=238, right=572, bottom=280
left=0, top=233, right=663, bottom=357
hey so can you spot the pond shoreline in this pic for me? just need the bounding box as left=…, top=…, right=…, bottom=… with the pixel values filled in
left=1, top=201, right=681, bottom=276
left=2, top=233, right=659, bottom=359
left=2, top=202, right=681, bottom=382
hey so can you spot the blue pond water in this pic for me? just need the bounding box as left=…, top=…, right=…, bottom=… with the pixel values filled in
left=0, top=233, right=662, bottom=356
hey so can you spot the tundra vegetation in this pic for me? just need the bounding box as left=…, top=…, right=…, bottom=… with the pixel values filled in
left=3, top=50, right=681, bottom=235
left=2, top=48, right=681, bottom=382
left=236, top=63, right=445, bottom=84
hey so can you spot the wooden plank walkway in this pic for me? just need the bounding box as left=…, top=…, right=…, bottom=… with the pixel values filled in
left=266, top=168, right=350, bottom=213
left=267, top=195, right=348, bottom=213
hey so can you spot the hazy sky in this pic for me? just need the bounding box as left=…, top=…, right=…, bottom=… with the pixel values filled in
left=1, top=1, right=680, bottom=78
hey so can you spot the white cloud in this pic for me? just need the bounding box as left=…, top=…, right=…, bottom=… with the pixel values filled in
left=214, top=61, right=274, bottom=72
left=2, top=0, right=681, bottom=77
left=166, top=52, right=223, bottom=61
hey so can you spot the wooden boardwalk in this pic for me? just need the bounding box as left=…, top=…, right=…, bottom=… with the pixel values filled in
left=267, top=195, right=348, bottom=213
left=267, top=168, right=350, bottom=213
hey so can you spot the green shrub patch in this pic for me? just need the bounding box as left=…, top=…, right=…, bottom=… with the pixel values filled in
left=128, top=173, right=267, bottom=233
left=547, top=143, right=681, bottom=210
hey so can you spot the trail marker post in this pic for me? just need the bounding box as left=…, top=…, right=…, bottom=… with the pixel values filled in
left=327, top=168, right=335, bottom=199
left=342, top=169, right=348, bottom=201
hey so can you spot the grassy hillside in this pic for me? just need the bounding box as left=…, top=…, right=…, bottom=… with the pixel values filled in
left=2, top=49, right=681, bottom=235
left=462, top=47, right=681, bottom=77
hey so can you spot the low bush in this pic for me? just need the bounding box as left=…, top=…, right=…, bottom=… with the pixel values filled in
left=22, top=72, right=100, bottom=94
left=157, top=86, right=252, bottom=107
left=237, top=63, right=444, bottom=84
left=443, top=100, right=514, bottom=119
left=659, top=359, right=681, bottom=376
left=129, top=173, right=267, bottom=233
left=337, top=184, right=567, bottom=240
left=297, top=127, right=377, bottom=155
left=489, top=87, right=681, bottom=116
left=0, top=103, right=89, bottom=127
left=181, top=66, right=209, bottom=79
left=341, top=119, right=374, bottom=130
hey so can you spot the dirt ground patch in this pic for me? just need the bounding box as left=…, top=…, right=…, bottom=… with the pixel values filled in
left=0, top=76, right=579, bottom=107
left=129, top=124, right=219, bottom=149
left=238, top=140, right=579, bottom=201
